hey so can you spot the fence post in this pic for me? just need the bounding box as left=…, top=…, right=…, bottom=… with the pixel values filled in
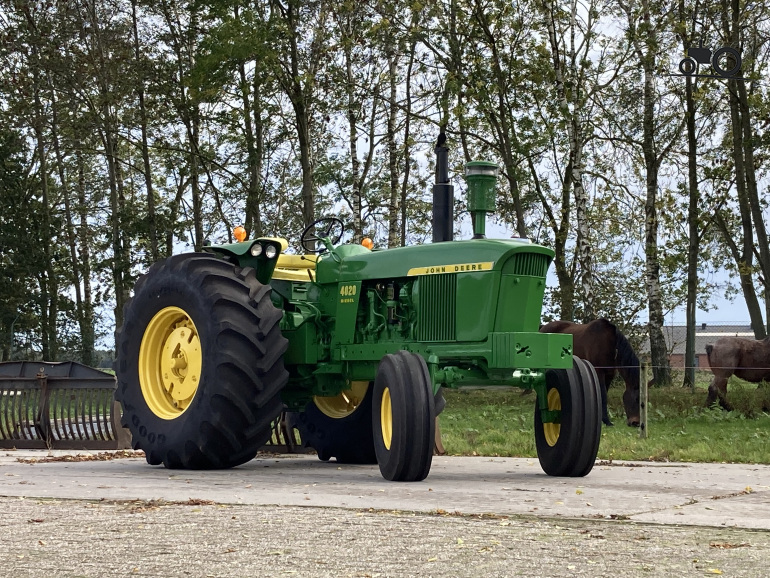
left=34, top=369, right=53, bottom=448
left=639, top=362, right=649, bottom=439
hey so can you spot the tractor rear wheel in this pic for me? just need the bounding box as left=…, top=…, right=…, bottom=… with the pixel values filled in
left=295, top=381, right=377, bottom=464
left=372, top=351, right=435, bottom=482
left=534, top=356, right=601, bottom=477
left=115, top=253, right=288, bottom=469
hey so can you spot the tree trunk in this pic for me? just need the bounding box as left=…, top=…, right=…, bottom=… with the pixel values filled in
left=76, top=151, right=95, bottom=363
left=277, top=0, right=327, bottom=228
left=639, top=0, right=669, bottom=386
left=675, top=0, right=699, bottom=388
left=737, top=78, right=770, bottom=336
left=387, top=50, right=400, bottom=249
left=50, top=86, right=93, bottom=366
left=400, top=12, right=419, bottom=247
left=683, top=73, right=698, bottom=390
left=734, top=74, right=770, bottom=332
left=344, top=30, right=362, bottom=243
left=190, top=114, right=203, bottom=250
left=724, top=74, right=765, bottom=336
left=572, top=129, right=594, bottom=321
left=542, top=0, right=593, bottom=319
left=30, top=63, right=58, bottom=360
left=240, top=60, right=263, bottom=238
left=528, top=150, right=574, bottom=320
left=132, top=0, right=158, bottom=262
left=719, top=0, right=767, bottom=338
left=103, top=103, right=128, bottom=333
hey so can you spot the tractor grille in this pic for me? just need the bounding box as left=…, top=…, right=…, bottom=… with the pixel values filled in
left=507, top=253, right=549, bottom=277
left=416, top=274, right=456, bottom=341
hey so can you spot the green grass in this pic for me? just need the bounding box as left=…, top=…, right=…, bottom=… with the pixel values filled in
left=439, top=376, right=770, bottom=464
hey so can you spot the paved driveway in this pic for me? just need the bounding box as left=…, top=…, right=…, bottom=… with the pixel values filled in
left=1, top=451, right=769, bottom=577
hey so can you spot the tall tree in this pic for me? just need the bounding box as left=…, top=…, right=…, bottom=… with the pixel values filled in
left=158, top=0, right=206, bottom=250
left=270, top=0, right=331, bottom=227
left=540, top=0, right=595, bottom=320
left=719, top=0, right=770, bottom=337
left=131, top=0, right=159, bottom=262
left=0, top=130, right=36, bottom=361
left=620, top=0, right=683, bottom=386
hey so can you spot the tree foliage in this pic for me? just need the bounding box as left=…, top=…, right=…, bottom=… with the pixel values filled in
left=0, top=0, right=768, bottom=371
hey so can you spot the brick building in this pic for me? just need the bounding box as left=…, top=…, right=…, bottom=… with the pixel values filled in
left=662, top=324, right=756, bottom=368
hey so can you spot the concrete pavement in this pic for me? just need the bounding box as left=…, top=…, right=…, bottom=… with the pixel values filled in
left=1, top=450, right=768, bottom=530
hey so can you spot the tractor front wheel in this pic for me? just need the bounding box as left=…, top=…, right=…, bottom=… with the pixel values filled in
left=534, top=356, right=601, bottom=477
left=372, top=351, right=435, bottom=482
left=115, top=253, right=288, bottom=469
left=295, top=381, right=377, bottom=464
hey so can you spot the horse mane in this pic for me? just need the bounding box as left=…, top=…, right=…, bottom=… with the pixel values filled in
left=610, top=321, right=641, bottom=379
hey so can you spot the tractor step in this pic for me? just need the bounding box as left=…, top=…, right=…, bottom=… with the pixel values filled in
left=0, top=361, right=131, bottom=450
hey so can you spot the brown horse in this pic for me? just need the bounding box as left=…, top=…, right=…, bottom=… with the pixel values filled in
left=705, top=336, right=770, bottom=409
left=539, top=319, right=642, bottom=427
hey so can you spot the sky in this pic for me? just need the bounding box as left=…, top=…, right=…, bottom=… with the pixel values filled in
left=668, top=289, right=752, bottom=326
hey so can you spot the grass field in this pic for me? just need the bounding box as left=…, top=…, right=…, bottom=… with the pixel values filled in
left=439, top=372, right=770, bottom=464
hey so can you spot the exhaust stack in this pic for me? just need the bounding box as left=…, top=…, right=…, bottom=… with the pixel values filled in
left=432, top=133, right=453, bottom=243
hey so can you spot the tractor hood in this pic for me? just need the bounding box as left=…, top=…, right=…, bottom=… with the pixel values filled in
left=318, top=238, right=554, bottom=283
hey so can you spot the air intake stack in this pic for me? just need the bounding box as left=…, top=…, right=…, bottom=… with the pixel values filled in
left=464, top=161, right=499, bottom=239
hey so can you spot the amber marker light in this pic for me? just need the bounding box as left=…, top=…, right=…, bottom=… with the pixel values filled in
left=362, top=238, right=373, bottom=249
left=234, top=226, right=247, bottom=242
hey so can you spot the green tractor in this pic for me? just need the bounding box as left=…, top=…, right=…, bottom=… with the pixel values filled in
left=114, top=142, right=602, bottom=481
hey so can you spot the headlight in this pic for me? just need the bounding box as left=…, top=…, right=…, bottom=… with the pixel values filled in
left=249, top=243, right=263, bottom=257
left=265, top=245, right=278, bottom=259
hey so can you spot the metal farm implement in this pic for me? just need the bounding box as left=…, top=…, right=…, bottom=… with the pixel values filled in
left=0, top=361, right=131, bottom=450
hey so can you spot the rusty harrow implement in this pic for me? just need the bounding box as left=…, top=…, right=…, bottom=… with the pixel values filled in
left=0, top=361, right=131, bottom=450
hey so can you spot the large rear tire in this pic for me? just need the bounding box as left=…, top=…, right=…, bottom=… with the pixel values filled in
left=534, top=356, right=601, bottom=477
left=115, top=253, right=288, bottom=469
left=372, top=351, right=435, bottom=482
left=295, top=381, right=377, bottom=464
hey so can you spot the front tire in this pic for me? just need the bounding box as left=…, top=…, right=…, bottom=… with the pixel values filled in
left=372, top=351, right=435, bottom=482
left=534, top=356, right=601, bottom=477
left=115, top=253, right=288, bottom=469
left=571, top=358, right=602, bottom=476
left=295, top=381, right=377, bottom=464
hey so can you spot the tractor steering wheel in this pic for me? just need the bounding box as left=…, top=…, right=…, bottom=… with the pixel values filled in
left=300, top=217, right=345, bottom=254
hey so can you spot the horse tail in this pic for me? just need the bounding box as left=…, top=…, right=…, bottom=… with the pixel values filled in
left=705, top=344, right=713, bottom=361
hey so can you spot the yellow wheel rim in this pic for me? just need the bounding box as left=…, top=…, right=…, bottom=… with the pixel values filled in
left=314, top=381, right=369, bottom=419
left=139, top=306, right=203, bottom=420
left=543, top=388, right=561, bottom=447
left=380, top=387, right=393, bottom=450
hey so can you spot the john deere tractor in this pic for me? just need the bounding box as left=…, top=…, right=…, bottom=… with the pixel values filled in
left=114, top=142, right=602, bottom=481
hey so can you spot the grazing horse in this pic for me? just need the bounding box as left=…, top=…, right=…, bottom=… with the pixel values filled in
left=705, top=336, right=770, bottom=410
left=539, top=318, right=642, bottom=427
